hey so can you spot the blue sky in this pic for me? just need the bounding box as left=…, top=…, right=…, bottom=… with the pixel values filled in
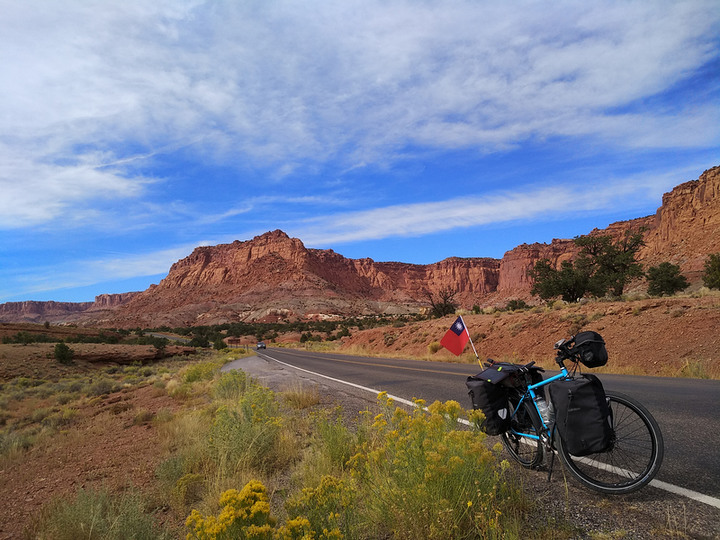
left=1, top=1, right=719, bottom=303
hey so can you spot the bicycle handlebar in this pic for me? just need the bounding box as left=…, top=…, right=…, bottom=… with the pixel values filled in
left=554, top=335, right=581, bottom=366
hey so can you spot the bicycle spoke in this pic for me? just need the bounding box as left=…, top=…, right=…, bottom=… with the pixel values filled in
left=557, top=392, right=663, bottom=494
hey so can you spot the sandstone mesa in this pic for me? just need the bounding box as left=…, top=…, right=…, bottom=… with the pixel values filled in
left=2, top=166, right=718, bottom=328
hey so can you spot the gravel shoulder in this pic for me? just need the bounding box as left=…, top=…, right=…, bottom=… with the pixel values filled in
left=224, top=354, right=720, bottom=540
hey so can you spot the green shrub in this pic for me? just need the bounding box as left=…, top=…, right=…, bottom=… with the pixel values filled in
left=139, top=366, right=154, bottom=377
left=0, top=430, right=34, bottom=458
left=646, top=262, right=689, bottom=296
left=183, top=361, right=219, bottom=383
left=54, top=341, right=74, bottom=364
left=86, top=378, right=117, bottom=396
left=30, top=407, right=52, bottom=424
left=504, top=299, right=529, bottom=311
left=210, top=386, right=284, bottom=472
left=133, top=409, right=155, bottom=425
left=312, top=410, right=355, bottom=470
left=427, top=341, right=442, bottom=354
left=703, top=253, right=720, bottom=289
left=43, top=408, right=78, bottom=429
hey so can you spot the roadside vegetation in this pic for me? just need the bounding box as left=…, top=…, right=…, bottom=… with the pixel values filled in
left=2, top=252, right=719, bottom=535
left=11, top=347, right=571, bottom=539
left=4, top=255, right=720, bottom=536
left=0, top=357, right=177, bottom=465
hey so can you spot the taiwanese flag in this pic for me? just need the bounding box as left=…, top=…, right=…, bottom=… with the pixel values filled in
left=440, top=316, right=470, bottom=356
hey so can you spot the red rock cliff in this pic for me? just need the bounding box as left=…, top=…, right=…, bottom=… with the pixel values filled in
left=496, top=166, right=720, bottom=295
left=639, top=166, right=720, bottom=280
left=109, top=230, right=502, bottom=326
left=0, top=301, right=93, bottom=323
left=2, top=166, right=718, bottom=327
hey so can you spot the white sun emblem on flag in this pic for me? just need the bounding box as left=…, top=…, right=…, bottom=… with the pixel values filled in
left=454, top=322, right=463, bottom=331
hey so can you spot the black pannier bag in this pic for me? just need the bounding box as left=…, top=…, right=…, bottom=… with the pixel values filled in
left=475, top=361, right=543, bottom=387
left=466, top=373, right=511, bottom=436
left=572, top=331, right=608, bottom=368
left=548, top=374, right=614, bottom=456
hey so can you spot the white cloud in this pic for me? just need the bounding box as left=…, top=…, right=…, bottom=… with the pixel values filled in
left=0, top=243, right=198, bottom=301
left=0, top=146, right=153, bottom=228
left=0, top=0, right=718, bottom=229
left=294, top=170, right=685, bottom=246
left=0, top=162, right=698, bottom=301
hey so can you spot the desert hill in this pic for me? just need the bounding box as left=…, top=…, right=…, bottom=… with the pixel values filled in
left=1, top=165, right=719, bottom=328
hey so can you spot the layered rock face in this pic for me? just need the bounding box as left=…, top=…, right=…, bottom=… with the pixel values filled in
left=0, top=300, right=94, bottom=323
left=89, top=292, right=140, bottom=310
left=639, top=166, right=720, bottom=280
left=108, top=230, right=501, bottom=327
left=0, top=293, right=140, bottom=324
left=2, top=166, right=718, bottom=327
left=498, top=166, right=720, bottom=294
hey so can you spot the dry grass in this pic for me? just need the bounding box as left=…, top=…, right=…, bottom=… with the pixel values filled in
left=282, top=381, right=322, bottom=409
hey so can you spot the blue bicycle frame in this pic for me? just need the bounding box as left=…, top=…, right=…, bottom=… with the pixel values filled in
left=512, top=365, right=570, bottom=439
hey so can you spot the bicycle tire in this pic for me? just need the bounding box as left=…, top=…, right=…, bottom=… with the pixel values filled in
left=556, top=391, right=664, bottom=494
left=501, top=392, right=544, bottom=468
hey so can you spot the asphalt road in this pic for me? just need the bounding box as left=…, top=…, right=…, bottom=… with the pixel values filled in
left=259, top=347, right=720, bottom=502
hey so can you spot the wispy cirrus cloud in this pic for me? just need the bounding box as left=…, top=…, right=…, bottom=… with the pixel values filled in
left=1, top=1, right=718, bottom=229
left=294, top=171, right=681, bottom=246
left=1, top=1, right=718, bottom=302
left=0, top=161, right=704, bottom=302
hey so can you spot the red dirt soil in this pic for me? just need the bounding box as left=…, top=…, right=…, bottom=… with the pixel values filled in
left=1, top=294, right=719, bottom=538
left=0, top=384, right=182, bottom=539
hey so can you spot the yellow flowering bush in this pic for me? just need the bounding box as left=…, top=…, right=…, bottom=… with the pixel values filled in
left=285, top=475, right=356, bottom=538
left=273, top=517, right=314, bottom=540
left=347, top=393, right=515, bottom=539
left=183, top=361, right=222, bottom=384
left=180, top=372, right=523, bottom=540
left=186, top=480, right=276, bottom=540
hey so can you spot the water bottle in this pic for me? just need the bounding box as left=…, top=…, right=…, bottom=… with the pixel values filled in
left=547, top=399, right=555, bottom=426
left=534, top=395, right=554, bottom=425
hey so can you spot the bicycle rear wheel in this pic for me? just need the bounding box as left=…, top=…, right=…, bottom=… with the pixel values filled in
left=501, top=393, right=544, bottom=468
left=556, top=391, right=664, bottom=494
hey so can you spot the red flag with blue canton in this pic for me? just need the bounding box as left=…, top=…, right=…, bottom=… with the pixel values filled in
left=440, top=316, right=470, bottom=356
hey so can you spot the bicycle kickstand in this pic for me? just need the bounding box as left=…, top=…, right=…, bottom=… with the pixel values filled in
left=547, top=450, right=555, bottom=482
left=543, top=429, right=556, bottom=482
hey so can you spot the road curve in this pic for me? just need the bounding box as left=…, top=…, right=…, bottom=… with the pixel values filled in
left=258, top=347, right=720, bottom=503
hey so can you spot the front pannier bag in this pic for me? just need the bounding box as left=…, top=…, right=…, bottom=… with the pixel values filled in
left=548, top=374, right=614, bottom=456
left=572, top=331, right=608, bottom=368
left=466, top=374, right=510, bottom=435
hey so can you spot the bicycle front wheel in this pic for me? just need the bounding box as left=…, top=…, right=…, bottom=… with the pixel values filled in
left=556, top=391, right=664, bottom=494
left=501, top=393, right=544, bottom=468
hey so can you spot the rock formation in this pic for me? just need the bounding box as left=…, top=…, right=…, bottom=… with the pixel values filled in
left=0, top=300, right=93, bottom=323
left=0, top=293, right=139, bottom=324
left=106, top=231, right=502, bottom=327
left=1, top=166, right=718, bottom=327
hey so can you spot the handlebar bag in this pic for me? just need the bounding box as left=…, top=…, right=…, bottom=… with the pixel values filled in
left=466, top=375, right=511, bottom=435
left=548, top=374, right=613, bottom=456
left=572, top=331, right=608, bottom=368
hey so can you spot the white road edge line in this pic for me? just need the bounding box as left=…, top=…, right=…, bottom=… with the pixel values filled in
left=252, top=353, right=720, bottom=510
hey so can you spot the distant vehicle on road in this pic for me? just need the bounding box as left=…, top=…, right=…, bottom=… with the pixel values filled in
left=257, top=342, right=266, bottom=350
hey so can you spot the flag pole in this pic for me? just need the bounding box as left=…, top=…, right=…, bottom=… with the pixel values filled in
left=460, top=315, right=481, bottom=364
